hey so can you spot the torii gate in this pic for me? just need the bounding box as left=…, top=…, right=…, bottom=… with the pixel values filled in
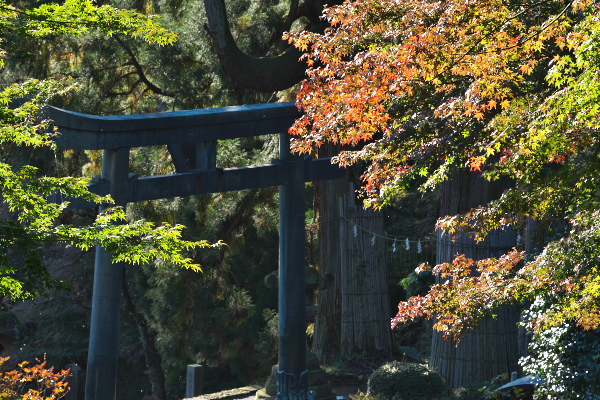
left=47, top=102, right=344, bottom=400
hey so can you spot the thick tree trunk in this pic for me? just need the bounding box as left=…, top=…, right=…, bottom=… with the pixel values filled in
left=431, top=232, right=521, bottom=388
left=339, top=185, right=392, bottom=356
left=430, top=172, right=521, bottom=388
left=312, top=178, right=392, bottom=361
left=312, top=177, right=346, bottom=362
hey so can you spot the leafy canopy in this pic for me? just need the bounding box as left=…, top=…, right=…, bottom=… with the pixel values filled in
left=0, top=0, right=216, bottom=300
left=288, top=0, right=600, bottom=335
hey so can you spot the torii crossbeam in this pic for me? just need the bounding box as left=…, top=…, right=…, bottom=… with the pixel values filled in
left=47, top=102, right=344, bottom=400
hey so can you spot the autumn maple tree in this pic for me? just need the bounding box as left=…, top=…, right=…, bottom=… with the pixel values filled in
left=0, top=0, right=215, bottom=300
left=288, top=0, right=600, bottom=353
left=0, top=356, right=71, bottom=400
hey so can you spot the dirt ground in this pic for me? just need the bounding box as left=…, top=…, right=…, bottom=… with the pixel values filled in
left=193, top=352, right=404, bottom=400
left=226, top=384, right=364, bottom=400
left=330, top=384, right=365, bottom=399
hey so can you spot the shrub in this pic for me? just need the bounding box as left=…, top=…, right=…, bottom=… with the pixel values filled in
left=0, top=356, right=70, bottom=400
left=367, top=361, right=446, bottom=400
left=401, top=271, right=435, bottom=298
left=450, top=381, right=489, bottom=400
left=520, top=297, right=600, bottom=399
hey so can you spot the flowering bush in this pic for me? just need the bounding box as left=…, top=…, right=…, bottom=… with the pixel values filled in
left=520, top=298, right=600, bottom=400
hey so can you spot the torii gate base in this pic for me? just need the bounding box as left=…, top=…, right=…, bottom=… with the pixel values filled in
left=49, top=102, right=344, bottom=400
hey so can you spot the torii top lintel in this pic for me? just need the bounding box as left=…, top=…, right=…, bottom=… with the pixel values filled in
left=48, top=102, right=301, bottom=150
left=47, top=102, right=344, bottom=206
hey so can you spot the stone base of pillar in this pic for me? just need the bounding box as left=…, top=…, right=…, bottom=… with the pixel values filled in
left=256, top=353, right=335, bottom=400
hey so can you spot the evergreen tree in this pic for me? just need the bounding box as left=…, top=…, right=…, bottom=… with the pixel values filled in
left=0, top=3, right=223, bottom=399
left=0, top=0, right=208, bottom=300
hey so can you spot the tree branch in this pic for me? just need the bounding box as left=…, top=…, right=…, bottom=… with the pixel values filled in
left=203, top=0, right=309, bottom=92
left=103, top=73, right=141, bottom=97
left=114, top=35, right=175, bottom=97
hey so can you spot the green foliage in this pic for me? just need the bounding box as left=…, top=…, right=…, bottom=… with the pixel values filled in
left=289, top=0, right=600, bottom=356
left=254, top=309, right=279, bottom=370
left=520, top=297, right=600, bottom=399
left=123, top=146, right=281, bottom=396
left=350, top=391, right=382, bottom=400
left=450, top=387, right=479, bottom=400
left=450, top=381, right=489, bottom=400
left=367, top=361, right=446, bottom=400
left=0, top=0, right=215, bottom=301
left=134, top=209, right=280, bottom=395
left=16, top=303, right=90, bottom=366
left=401, top=271, right=434, bottom=299
left=14, top=255, right=94, bottom=369
left=1, top=0, right=295, bottom=115
left=12, top=0, right=177, bottom=44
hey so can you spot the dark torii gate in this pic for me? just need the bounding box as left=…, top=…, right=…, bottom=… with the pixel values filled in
left=47, top=102, right=344, bottom=400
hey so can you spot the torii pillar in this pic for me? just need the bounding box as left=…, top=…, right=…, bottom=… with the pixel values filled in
left=277, top=132, right=309, bottom=399
left=85, top=148, right=130, bottom=400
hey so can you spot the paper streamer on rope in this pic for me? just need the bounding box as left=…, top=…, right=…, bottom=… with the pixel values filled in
left=326, top=216, right=438, bottom=272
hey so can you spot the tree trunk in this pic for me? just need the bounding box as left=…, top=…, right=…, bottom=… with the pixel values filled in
left=313, top=180, right=392, bottom=361
left=122, top=271, right=167, bottom=400
left=203, top=0, right=308, bottom=92
left=430, top=172, right=521, bottom=388
left=312, top=177, right=346, bottom=362
left=339, top=184, right=392, bottom=356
